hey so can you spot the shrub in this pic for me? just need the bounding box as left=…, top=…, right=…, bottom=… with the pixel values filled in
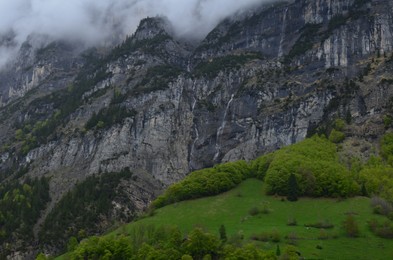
left=380, top=133, right=393, bottom=161
left=329, top=129, right=345, bottom=143
left=287, top=217, right=297, bottom=226
left=342, top=215, right=359, bottom=237
left=250, top=153, right=274, bottom=180
left=305, top=220, right=334, bottom=229
left=368, top=219, right=393, bottom=239
left=318, top=229, right=330, bottom=240
left=371, top=196, right=393, bottom=217
left=287, top=173, right=299, bottom=201
left=248, top=207, right=260, bottom=216
left=286, top=232, right=299, bottom=245
left=250, top=230, right=281, bottom=243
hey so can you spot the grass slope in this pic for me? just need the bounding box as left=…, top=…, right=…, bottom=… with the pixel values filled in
left=108, top=179, right=392, bottom=260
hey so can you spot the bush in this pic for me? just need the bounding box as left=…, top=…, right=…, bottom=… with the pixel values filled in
left=318, top=229, right=330, bottom=240
left=250, top=230, right=281, bottom=243
left=305, top=220, right=334, bottom=229
left=250, top=153, right=274, bottom=180
left=371, top=196, right=393, bottom=217
left=248, top=207, right=260, bottom=216
left=368, top=219, right=393, bottom=239
left=329, top=129, right=345, bottom=143
left=287, top=217, right=297, bottom=226
left=380, top=133, right=393, bottom=161
left=342, top=215, right=359, bottom=237
left=285, top=232, right=299, bottom=245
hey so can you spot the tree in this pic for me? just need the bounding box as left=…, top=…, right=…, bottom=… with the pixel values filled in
left=183, top=228, right=219, bottom=259
left=67, top=236, right=78, bottom=252
left=219, top=224, right=227, bottom=242
left=287, top=173, right=299, bottom=201
left=276, top=244, right=281, bottom=256
left=361, top=183, right=368, bottom=197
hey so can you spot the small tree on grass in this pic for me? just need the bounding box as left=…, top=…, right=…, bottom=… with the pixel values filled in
left=219, top=224, right=227, bottom=242
left=287, top=173, right=299, bottom=202
left=343, top=215, right=359, bottom=237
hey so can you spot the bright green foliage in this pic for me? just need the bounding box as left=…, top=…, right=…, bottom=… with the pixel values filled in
left=334, top=118, right=346, bottom=131
left=281, top=245, right=300, bottom=260
left=380, top=133, right=393, bottom=163
left=71, top=236, right=133, bottom=260
left=58, top=179, right=393, bottom=260
left=250, top=153, right=274, bottom=180
left=68, top=225, right=275, bottom=260
left=35, top=253, right=47, bottom=260
left=359, top=166, right=393, bottom=202
left=329, top=129, right=345, bottom=143
left=67, top=237, right=78, bottom=252
left=183, top=228, right=220, bottom=259
left=265, top=136, right=358, bottom=197
left=223, top=244, right=276, bottom=260
left=153, top=161, right=250, bottom=208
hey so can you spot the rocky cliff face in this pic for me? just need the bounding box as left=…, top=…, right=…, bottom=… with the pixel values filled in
left=1, top=0, right=393, bottom=257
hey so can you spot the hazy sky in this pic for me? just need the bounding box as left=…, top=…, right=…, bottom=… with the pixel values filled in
left=0, top=0, right=276, bottom=67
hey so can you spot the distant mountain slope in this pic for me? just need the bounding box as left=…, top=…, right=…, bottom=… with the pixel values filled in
left=1, top=0, right=393, bottom=258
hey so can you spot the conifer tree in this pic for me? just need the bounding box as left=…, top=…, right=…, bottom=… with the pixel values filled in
left=287, top=173, right=299, bottom=201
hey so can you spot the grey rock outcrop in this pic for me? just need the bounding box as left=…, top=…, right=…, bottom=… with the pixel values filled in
left=1, top=0, right=393, bottom=257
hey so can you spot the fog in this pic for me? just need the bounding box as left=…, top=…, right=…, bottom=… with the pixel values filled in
left=0, top=0, right=277, bottom=67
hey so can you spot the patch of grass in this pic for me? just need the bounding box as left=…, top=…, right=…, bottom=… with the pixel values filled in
left=64, top=179, right=393, bottom=260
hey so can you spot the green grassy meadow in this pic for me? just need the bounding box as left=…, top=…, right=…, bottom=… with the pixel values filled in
left=110, top=179, right=392, bottom=260
left=57, top=179, right=393, bottom=259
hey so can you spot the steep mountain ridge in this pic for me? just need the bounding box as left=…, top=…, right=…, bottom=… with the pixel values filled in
left=1, top=0, right=393, bottom=257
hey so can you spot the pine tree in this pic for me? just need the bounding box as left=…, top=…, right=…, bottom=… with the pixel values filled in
left=287, top=173, right=299, bottom=202
left=276, top=244, right=281, bottom=256
left=219, top=224, right=227, bottom=242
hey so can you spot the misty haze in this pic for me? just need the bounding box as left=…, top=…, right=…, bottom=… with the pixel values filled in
left=0, top=0, right=273, bottom=68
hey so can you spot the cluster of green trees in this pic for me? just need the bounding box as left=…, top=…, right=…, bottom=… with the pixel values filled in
left=85, top=105, right=137, bottom=130
left=264, top=135, right=359, bottom=197
left=0, top=177, right=49, bottom=247
left=194, top=53, right=263, bottom=79
left=154, top=135, right=361, bottom=209
left=39, top=170, right=135, bottom=249
left=132, top=65, right=183, bottom=95
left=64, top=225, right=298, bottom=260
left=153, top=161, right=251, bottom=208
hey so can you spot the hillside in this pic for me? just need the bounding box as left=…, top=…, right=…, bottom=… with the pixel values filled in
left=59, top=179, right=393, bottom=260
left=53, top=134, right=393, bottom=259
left=1, top=0, right=393, bottom=258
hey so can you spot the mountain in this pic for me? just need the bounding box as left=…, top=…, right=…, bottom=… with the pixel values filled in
left=1, top=0, right=393, bottom=258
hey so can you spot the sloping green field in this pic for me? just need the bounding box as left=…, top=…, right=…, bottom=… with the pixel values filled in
left=58, top=179, right=393, bottom=259
left=111, top=179, right=392, bottom=260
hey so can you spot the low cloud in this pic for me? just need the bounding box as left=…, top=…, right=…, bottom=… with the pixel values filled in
left=0, top=0, right=277, bottom=68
